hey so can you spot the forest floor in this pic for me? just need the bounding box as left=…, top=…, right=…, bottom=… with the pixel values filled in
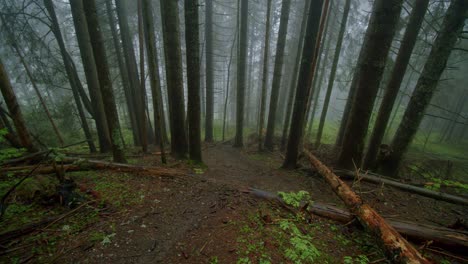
left=1, top=142, right=467, bottom=263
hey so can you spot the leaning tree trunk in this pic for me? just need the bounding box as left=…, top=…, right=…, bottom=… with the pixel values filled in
left=0, top=59, right=37, bottom=153
left=282, top=0, right=324, bottom=168
left=141, top=0, right=166, bottom=163
left=384, top=0, right=468, bottom=176
left=2, top=22, right=65, bottom=147
left=305, top=150, right=430, bottom=263
left=83, top=0, right=126, bottom=163
left=280, top=0, right=310, bottom=151
left=160, top=0, right=188, bottom=158
left=257, top=0, right=272, bottom=151
left=363, top=0, right=430, bottom=170
left=184, top=0, right=203, bottom=163
left=315, top=0, right=351, bottom=148
left=264, top=0, right=292, bottom=151
left=337, top=0, right=403, bottom=170
left=233, top=0, right=248, bottom=148
left=69, top=0, right=112, bottom=153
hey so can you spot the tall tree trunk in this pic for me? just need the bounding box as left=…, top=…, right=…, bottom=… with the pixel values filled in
left=315, top=0, right=351, bottom=148
left=264, top=0, right=292, bottom=151
left=304, top=1, right=334, bottom=139
left=141, top=0, right=167, bottom=163
left=258, top=0, right=273, bottom=151
left=362, top=0, right=429, bottom=170
left=115, top=0, right=146, bottom=148
left=280, top=0, right=310, bottom=151
left=205, top=0, right=214, bottom=142
left=184, top=0, right=203, bottom=163
left=105, top=0, right=137, bottom=143
left=0, top=59, right=37, bottom=153
left=233, top=0, right=248, bottom=148
left=137, top=0, right=149, bottom=151
left=68, top=0, right=112, bottom=153
left=282, top=0, right=324, bottom=168
left=84, top=0, right=126, bottom=163
left=337, top=0, right=403, bottom=170
left=384, top=0, right=468, bottom=176
left=222, top=26, right=238, bottom=142
left=160, top=0, right=189, bottom=158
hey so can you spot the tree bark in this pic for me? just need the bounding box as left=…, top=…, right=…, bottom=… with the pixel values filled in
left=222, top=26, right=238, bottom=142
left=69, top=0, right=112, bottom=153
left=363, top=0, right=430, bottom=170
left=304, top=150, right=430, bottom=263
left=0, top=59, right=37, bottom=153
left=282, top=0, right=324, bottom=168
left=280, top=0, right=310, bottom=151
left=184, top=0, right=203, bottom=163
left=257, top=0, right=273, bottom=151
left=264, top=0, right=292, bottom=151
left=233, top=0, right=248, bottom=148
left=337, top=0, right=403, bottom=170
left=83, top=0, right=126, bottom=163
left=141, top=0, right=167, bottom=163
left=205, top=0, right=214, bottom=142
left=315, top=0, right=351, bottom=148
left=384, top=0, right=468, bottom=176
left=160, top=0, right=188, bottom=158
left=114, top=0, right=147, bottom=150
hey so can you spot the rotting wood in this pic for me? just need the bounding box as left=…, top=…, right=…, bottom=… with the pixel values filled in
left=335, top=169, right=468, bottom=206
left=248, top=188, right=468, bottom=253
left=303, top=149, right=431, bottom=263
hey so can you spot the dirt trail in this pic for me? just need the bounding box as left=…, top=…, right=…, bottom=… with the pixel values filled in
left=48, top=144, right=467, bottom=263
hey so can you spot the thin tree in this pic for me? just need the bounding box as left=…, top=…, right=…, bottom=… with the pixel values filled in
left=222, top=26, right=238, bottom=142
left=280, top=0, right=310, bottom=151
left=115, top=0, right=147, bottom=149
left=141, top=0, right=166, bottom=163
left=0, top=58, right=37, bottom=153
left=258, top=0, right=273, bottom=151
left=69, top=0, right=112, bottom=153
left=1, top=15, right=65, bottom=147
left=205, top=0, right=214, bottom=142
left=233, top=0, right=248, bottom=148
left=315, top=0, right=351, bottom=148
left=83, top=0, right=126, bottom=163
left=184, top=0, right=203, bottom=163
left=362, top=0, right=430, bottom=169
left=337, top=0, right=403, bottom=170
left=283, top=0, right=325, bottom=169
left=160, top=0, right=189, bottom=158
left=383, top=0, right=468, bottom=176
left=264, top=0, right=292, bottom=151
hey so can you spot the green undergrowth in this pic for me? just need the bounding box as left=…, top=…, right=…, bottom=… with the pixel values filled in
left=230, top=191, right=384, bottom=264
left=0, top=168, right=146, bottom=263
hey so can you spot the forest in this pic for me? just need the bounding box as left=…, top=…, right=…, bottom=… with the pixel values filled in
left=0, top=0, right=467, bottom=263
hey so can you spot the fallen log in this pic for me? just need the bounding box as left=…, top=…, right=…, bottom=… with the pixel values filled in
left=3, top=158, right=184, bottom=178
left=248, top=188, right=468, bottom=253
left=304, top=150, right=430, bottom=263
left=335, top=169, right=468, bottom=206
left=1, top=150, right=48, bottom=166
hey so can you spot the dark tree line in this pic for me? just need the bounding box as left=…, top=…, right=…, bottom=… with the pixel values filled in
left=0, top=0, right=466, bottom=177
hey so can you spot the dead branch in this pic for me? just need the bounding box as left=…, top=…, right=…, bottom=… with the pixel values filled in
left=334, top=169, right=468, bottom=206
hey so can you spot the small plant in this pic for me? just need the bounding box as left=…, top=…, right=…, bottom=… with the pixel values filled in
left=343, top=255, right=369, bottom=264
left=209, top=256, right=219, bottom=264
left=278, top=191, right=310, bottom=208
